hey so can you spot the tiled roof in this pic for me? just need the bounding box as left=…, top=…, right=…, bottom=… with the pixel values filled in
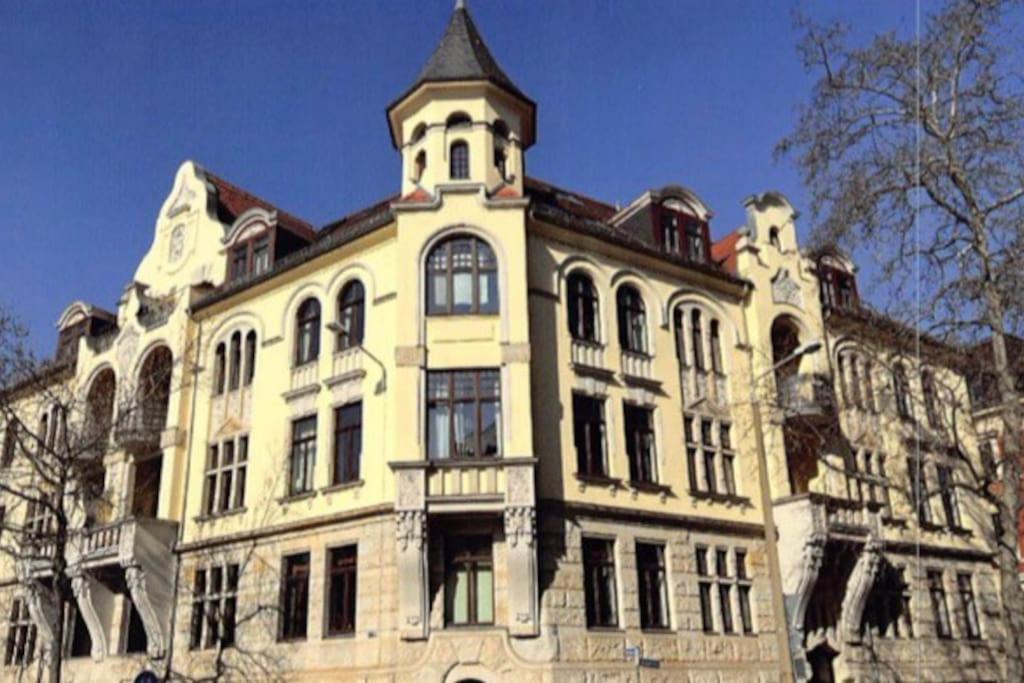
left=711, top=230, right=741, bottom=274
left=402, top=4, right=530, bottom=105
left=204, top=170, right=317, bottom=241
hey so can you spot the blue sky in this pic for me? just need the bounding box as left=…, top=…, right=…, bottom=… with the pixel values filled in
left=0, top=0, right=916, bottom=353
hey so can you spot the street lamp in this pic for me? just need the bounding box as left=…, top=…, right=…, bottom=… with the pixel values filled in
left=748, top=337, right=821, bottom=682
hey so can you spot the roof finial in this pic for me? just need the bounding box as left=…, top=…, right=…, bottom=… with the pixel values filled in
left=455, top=0, right=465, bottom=10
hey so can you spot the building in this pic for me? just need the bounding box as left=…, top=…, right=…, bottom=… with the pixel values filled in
left=0, top=3, right=1008, bottom=682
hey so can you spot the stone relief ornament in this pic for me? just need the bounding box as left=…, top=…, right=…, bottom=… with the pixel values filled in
left=168, top=224, right=185, bottom=263
left=116, top=326, right=139, bottom=375
left=166, top=181, right=196, bottom=218
left=504, top=506, right=535, bottom=547
left=505, top=464, right=535, bottom=506
left=396, top=509, right=426, bottom=551
left=396, top=469, right=424, bottom=509
left=771, top=268, right=804, bottom=308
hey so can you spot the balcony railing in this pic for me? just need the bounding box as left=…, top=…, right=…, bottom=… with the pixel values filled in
left=392, top=457, right=537, bottom=514
left=114, top=405, right=167, bottom=453
left=777, top=373, right=837, bottom=420
left=620, top=350, right=653, bottom=381
left=330, top=347, right=364, bottom=381
left=290, top=361, right=319, bottom=392
left=570, top=339, right=605, bottom=371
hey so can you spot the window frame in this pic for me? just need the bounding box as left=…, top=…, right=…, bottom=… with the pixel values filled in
left=616, top=285, right=647, bottom=354
left=582, top=537, right=618, bottom=629
left=332, top=402, right=362, bottom=486
left=326, top=545, right=358, bottom=636
left=425, top=236, right=499, bottom=316
left=294, top=298, right=321, bottom=367
left=444, top=535, right=494, bottom=627
left=449, top=140, right=470, bottom=180
left=426, top=369, right=501, bottom=460
left=572, top=393, right=607, bottom=478
left=336, top=281, right=365, bottom=351
left=288, top=416, right=317, bottom=497
left=189, top=563, right=239, bottom=651
left=927, top=569, right=952, bottom=639
left=202, top=435, right=248, bottom=516
left=956, top=573, right=981, bottom=640
left=567, top=271, right=600, bottom=343
left=279, top=552, right=310, bottom=641
left=636, top=542, right=670, bottom=630
left=623, top=403, right=657, bottom=485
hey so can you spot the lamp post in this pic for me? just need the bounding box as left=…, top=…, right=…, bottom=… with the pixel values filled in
left=749, top=338, right=821, bottom=682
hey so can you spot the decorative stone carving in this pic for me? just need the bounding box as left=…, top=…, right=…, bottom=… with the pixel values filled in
left=72, top=575, right=108, bottom=661
left=396, top=468, right=425, bottom=510
left=168, top=224, right=185, bottom=263
left=772, top=268, right=803, bottom=308
left=501, top=343, right=531, bottom=364
left=124, top=565, right=166, bottom=659
left=505, top=463, right=535, bottom=507
left=396, top=510, right=426, bottom=552
left=504, top=506, right=535, bottom=548
left=166, top=181, right=195, bottom=218
left=840, top=536, right=883, bottom=643
left=116, top=326, right=139, bottom=375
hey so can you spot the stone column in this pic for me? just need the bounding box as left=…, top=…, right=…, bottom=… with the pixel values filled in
left=504, top=462, right=538, bottom=637
left=394, top=466, right=428, bottom=640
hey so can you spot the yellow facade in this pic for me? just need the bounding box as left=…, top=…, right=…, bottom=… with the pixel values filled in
left=0, top=4, right=1008, bottom=683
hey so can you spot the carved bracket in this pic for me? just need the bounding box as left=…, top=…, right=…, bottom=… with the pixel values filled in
left=72, top=575, right=109, bottom=661
left=790, top=531, right=827, bottom=633
left=504, top=506, right=536, bottom=548
left=125, top=565, right=166, bottom=659
left=396, top=510, right=426, bottom=552
left=840, top=536, right=883, bottom=643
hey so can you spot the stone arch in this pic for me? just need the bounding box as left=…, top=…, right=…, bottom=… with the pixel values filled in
left=278, top=282, right=327, bottom=342
left=609, top=268, right=666, bottom=327
left=208, top=311, right=266, bottom=355
left=664, top=288, right=747, bottom=348
left=326, top=262, right=377, bottom=306
left=417, top=224, right=511, bottom=344
left=609, top=270, right=660, bottom=356
left=559, top=260, right=609, bottom=345
left=443, top=664, right=499, bottom=683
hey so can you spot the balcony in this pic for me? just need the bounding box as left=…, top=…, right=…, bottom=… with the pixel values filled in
left=287, top=360, right=320, bottom=397
left=114, top=406, right=167, bottom=453
left=569, top=339, right=608, bottom=374
left=620, top=350, right=655, bottom=384
left=777, top=373, right=837, bottom=422
left=774, top=492, right=880, bottom=543
left=392, top=457, right=537, bottom=514
left=327, top=347, right=365, bottom=386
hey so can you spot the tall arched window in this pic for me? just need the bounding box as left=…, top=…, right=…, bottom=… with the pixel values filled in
left=295, top=298, right=321, bottom=366
left=214, top=343, right=226, bottom=395
left=922, top=369, right=940, bottom=428
left=709, top=319, right=723, bottom=373
left=244, top=331, right=257, bottom=386
left=337, top=281, right=365, bottom=351
left=493, top=119, right=510, bottom=179
left=863, top=361, right=875, bottom=412
left=616, top=285, right=647, bottom=354
left=228, top=331, right=242, bottom=391
left=893, top=363, right=912, bottom=419
left=567, top=272, right=599, bottom=342
left=411, top=122, right=427, bottom=144
left=450, top=141, right=470, bottom=180
left=691, top=310, right=704, bottom=370
left=426, top=236, right=498, bottom=315
left=414, top=150, right=427, bottom=182
left=848, top=355, right=863, bottom=408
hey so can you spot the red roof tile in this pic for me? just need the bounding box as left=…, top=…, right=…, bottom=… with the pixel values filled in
left=204, top=170, right=316, bottom=241
left=711, top=230, right=741, bottom=274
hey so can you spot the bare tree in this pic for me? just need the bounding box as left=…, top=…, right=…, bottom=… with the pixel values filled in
left=0, top=305, right=178, bottom=683
left=778, top=0, right=1024, bottom=676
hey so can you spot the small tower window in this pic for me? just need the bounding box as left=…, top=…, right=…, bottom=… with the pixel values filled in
left=450, top=142, right=470, bottom=180
left=493, top=119, right=510, bottom=179
left=414, top=151, right=427, bottom=183
left=446, top=112, right=471, bottom=129
left=411, top=123, right=427, bottom=144
left=494, top=147, right=507, bottom=179
left=769, top=226, right=781, bottom=249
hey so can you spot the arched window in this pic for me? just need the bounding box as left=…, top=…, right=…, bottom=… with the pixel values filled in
left=893, top=363, right=912, bottom=419
left=414, top=150, right=427, bottom=182
left=848, top=355, right=863, bottom=408
left=616, top=285, right=646, bottom=354
left=691, top=310, right=704, bottom=370
left=493, top=119, right=510, bottom=178
left=214, top=343, right=226, bottom=395
left=295, top=298, right=321, bottom=366
left=446, top=112, right=471, bottom=129
left=86, top=368, right=116, bottom=443
left=494, top=147, right=507, bottom=179
left=450, top=141, right=470, bottom=180
left=922, top=369, right=941, bottom=428
left=411, top=122, right=427, bottom=144
left=769, top=226, right=781, bottom=249
left=709, top=319, right=723, bottom=373
left=567, top=272, right=599, bottom=342
left=337, top=281, right=365, bottom=351
left=244, top=331, right=257, bottom=386
left=426, top=236, right=498, bottom=315
left=836, top=353, right=849, bottom=403
left=492, top=119, right=510, bottom=139
left=228, top=331, right=242, bottom=391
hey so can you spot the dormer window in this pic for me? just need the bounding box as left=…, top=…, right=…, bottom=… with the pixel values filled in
left=819, top=264, right=859, bottom=311
left=655, top=204, right=709, bottom=264
left=450, top=142, right=470, bottom=180
left=686, top=220, right=706, bottom=263
left=229, top=234, right=272, bottom=280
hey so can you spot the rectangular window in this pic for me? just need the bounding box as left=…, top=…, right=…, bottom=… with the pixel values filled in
left=189, top=564, right=238, bottom=650
left=957, top=573, right=981, bottom=640
left=696, top=547, right=714, bottom=632
left=445, top=536, right=493, bottom=626
left=289, top=416, right=317, bottom=496
left=252, top=237, right=271, bottom=275
left=715, top=549, right=734, bottom=633
left=203, top=437, right=248, bottom=516
left=736, top=550, right=753, bottom=634
left=661, top=212, right=680, bottom=255
left=1, top=423, right=15, bottom=468
left=333, top=402, right=362, bottom=485
left=327, top=546, right=357, bottom=635
left=636, top=543, right=669, bottom=630
left=4, top=599, right=36, bottom=667
left=685, top=220, right=706, bottom=263
left=624, top=404, right=656, bottom=484
left=427, top=370, right=501, bottom=459
left=280, top=553, right=310, bottom=641
left=908, top=458, right=933, bottom=526
left=583, top=538, right=618, bottom=628
left=686, top=415, right=737, bottom=498
left=231, top=246, right=248, bottom=279
left=573, top=394, right=607, bottom=478
left=937, top=465, right=962, bottom=529
left=927, top=570, right=952, bottom=639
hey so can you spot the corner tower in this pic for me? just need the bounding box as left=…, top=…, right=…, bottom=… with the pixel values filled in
left=386, top=0, right=536, bottom=198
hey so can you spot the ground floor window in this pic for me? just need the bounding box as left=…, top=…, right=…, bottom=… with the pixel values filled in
left=63, top=604, right=91, bottom=658
left=4, top=599, right=36, bottom=666
left=190, top=563, right=239, bottom=649
left=583, top=537, right=618, bottom=628
left=280, top=553, right=310, bottom=640
left=636, top=542, right=669, bottom=629
left=327, top=545, right=357, bottom=635
left=928, top=569, right=952, bottom=639
left=445, top=535, right=493, bottom=626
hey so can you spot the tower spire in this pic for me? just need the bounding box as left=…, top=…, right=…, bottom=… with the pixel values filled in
left=455, top=0, right=465, bottom=10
